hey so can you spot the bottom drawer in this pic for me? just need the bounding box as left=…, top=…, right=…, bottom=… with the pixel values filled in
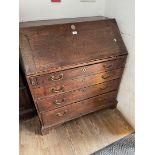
left=40, top=91, right=117, bottom=127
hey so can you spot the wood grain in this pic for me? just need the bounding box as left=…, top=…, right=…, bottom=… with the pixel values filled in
left=20, top=19, right=127, bottom=76
left=31, top=68, right=123, bottom=99
left=40, top=91, right=117, bottom=127
left=19, top=19, right=128, bottom=134
left=20, top=109, right=134, bottom=155
left=36, top=79, right=120, bottom=112
left=28, top=57, right=126, bottom=87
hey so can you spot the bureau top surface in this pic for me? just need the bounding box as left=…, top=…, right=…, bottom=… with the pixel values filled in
left=20, top=19, right=127, bottom=76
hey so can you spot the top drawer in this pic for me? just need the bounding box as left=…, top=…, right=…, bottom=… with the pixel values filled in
left=29, top=57, right=126, bottom=87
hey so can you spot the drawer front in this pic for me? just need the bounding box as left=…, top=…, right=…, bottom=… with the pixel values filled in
left=36, top=79, right=120, bottom=112
left=40, top=91, right=117, bottom=126
left=29, top=57, right=126, bottom=87
left=32, top=68, right=123, bottom=98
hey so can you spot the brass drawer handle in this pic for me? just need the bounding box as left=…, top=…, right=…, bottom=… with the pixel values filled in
left=101, top=74, right=111, bottom=79
left=48, top=74, right=63, bottom=81
left=100, top=86, right=108, bottom=90
left=80, top=88, right=87, bottom=92
left=103, top=64, right=113, bottom=69
left=113, top=38, right=117, bottom=42
left=98, top=97, right=107, bottom=101
left=54, top=98, right=65, bottom=105
left=51, top=86, right=64, bottom=93
left=56, top=110, right=68, bottom=117
left=30, top=77, right=38, bottom=86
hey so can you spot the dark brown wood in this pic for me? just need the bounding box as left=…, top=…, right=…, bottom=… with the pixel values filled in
left=19, top=18, right=128, bottom=134
left=20, top=19, right=127, bottom=76
left=27, top=57, right=126, bottom=87
left=40, top=91, right=118, bottom=127
left=19, top=63, right=37, bottom=120
left=36, top=79, right=120, bottom=112
left=30, top=68, right=124, bottom=99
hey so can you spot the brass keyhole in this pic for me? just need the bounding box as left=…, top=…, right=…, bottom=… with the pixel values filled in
left=82, top=68, right=86, bottom=72
left=82, top=79, right=85, bottom=82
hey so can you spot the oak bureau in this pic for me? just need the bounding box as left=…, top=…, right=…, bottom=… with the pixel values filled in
left=19, top=18, right=128, bottom=135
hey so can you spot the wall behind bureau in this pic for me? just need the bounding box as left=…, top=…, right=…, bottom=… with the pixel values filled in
left=104, top=0, right=135, bottom=128
left=19, top=0, right=106, bottom=22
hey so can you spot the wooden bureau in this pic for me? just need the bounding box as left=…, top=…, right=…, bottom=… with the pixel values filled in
left=19, top=18, right=128, bottom=134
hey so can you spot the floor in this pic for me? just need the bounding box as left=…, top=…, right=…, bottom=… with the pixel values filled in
left=20, top=109, right=134, bottom=155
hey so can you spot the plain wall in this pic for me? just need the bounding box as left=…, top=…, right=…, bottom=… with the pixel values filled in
left=19, top=0, right=106, bottom=22
left=104, top=0, right=135, bottom=128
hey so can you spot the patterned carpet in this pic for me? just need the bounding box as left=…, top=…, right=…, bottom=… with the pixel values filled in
left=91, top=133, right=135, bottom=155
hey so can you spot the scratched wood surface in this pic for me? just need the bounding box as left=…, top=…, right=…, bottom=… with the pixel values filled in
left=20, top=109, right=134, bottom=155
left=20, top=19, right=127, bottom=75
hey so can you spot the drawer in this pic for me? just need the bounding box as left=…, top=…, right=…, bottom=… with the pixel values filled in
left=36, top=79, right=120, bottom=112
left=29, top=57, right=126, bottom=87
left=40, top=91, right=117, bottom=127
left=32, top=68, right=123, bottom=98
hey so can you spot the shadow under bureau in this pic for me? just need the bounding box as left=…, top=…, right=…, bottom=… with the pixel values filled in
left=19, top=18, right=128, bottom=135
